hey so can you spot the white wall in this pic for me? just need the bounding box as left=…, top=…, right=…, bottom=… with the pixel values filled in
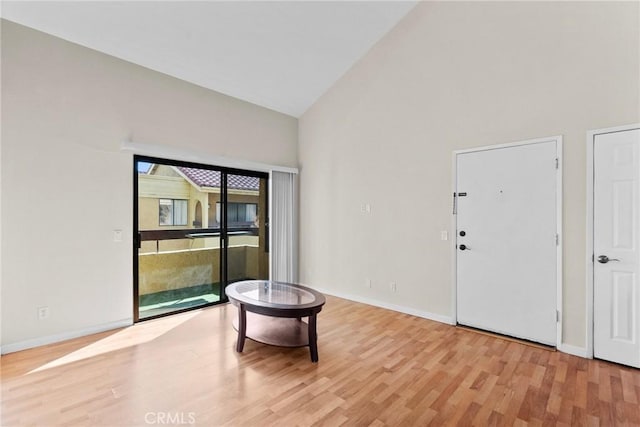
left=0, top=20, right=3, bottom=354
left=299, top=2, right=640, bottom=349
left=0, top=21, right=297, bottom=352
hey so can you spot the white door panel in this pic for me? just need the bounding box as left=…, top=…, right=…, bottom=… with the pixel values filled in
left=593, top=129, right=640, bottom=368
left=456, top=141, right=558, bottom=346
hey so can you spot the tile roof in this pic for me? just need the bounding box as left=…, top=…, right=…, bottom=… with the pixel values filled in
left=176, top=167, right=260, bottom=191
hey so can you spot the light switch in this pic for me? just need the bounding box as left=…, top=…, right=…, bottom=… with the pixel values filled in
left=440, top=230, right=448, bottom=241
left=113, top=229, right=123, bottom=242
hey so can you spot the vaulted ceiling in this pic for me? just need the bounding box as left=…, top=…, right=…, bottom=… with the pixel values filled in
left=1, top=1, right=417, bottom=117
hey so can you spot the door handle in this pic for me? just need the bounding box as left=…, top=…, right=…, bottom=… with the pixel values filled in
left=597, top=255, right=620, bottom=264
left=459, top=244, right=469, bottom=251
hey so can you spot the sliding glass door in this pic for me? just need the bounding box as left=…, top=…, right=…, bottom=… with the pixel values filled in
left=134, top=156, right=269, bottom=321
left=224, top=173, right=269, bottom=287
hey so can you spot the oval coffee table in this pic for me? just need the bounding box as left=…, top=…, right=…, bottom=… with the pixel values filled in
left=226, top=280, right=326, bottom=362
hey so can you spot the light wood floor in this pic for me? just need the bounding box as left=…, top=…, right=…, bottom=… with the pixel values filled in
left=2, top=295, right=639, bottom=426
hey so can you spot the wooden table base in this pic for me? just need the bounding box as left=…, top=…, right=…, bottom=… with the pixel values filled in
left=233, top=308, right=319, bottom=362
left=232, top=312, right=310, bottom=347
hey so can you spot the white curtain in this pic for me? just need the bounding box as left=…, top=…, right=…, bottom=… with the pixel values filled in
left=270, top=171, right=298, bottom=283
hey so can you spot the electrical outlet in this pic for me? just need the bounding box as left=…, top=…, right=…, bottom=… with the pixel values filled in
left=37, top=306, right=50, bottom=320
left=390, top=282, right=397, bottom=292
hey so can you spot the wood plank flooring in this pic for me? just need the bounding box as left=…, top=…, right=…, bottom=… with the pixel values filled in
left=2, top=295, right=639, bottom=426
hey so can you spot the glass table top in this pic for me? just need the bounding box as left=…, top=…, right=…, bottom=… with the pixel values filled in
left=227, top=280, right=322, bottom=307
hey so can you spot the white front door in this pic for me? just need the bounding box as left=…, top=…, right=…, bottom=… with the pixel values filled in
left=456, top=140, right=559, bottom=346
left=593, top=128, right=640, bottom=368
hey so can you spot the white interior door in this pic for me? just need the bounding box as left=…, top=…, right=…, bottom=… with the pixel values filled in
left=456, top=140, right=558, bottom=346
left=593, top=128, right=640, bottom=368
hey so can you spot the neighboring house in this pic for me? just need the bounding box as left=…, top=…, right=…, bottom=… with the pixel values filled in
left=138, top=164, right=261, bottom=232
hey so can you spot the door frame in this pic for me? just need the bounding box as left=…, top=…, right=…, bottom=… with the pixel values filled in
left=585, top=123, right=640, bottom=358
left=451, top=135, right=563, bottom=348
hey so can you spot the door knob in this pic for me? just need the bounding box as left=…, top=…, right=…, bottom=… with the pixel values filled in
left=459, top=244, right=468, bottom=251
left=597, top=255, right=620, bottom=264
left=459, top=231, right=466, bottom=237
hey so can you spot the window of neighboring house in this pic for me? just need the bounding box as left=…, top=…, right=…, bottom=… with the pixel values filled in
left=159, top=199, right=188, bottom=226
left=216, top=202, right=257, bottom=226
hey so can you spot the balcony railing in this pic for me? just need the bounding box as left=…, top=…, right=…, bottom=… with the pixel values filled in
left=138, top=226, right=258, bottom=246
left=137, top=225, right=265, bottom=319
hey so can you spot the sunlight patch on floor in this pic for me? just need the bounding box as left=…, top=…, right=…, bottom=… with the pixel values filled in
left=27, top=310, right=201, bottom=374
